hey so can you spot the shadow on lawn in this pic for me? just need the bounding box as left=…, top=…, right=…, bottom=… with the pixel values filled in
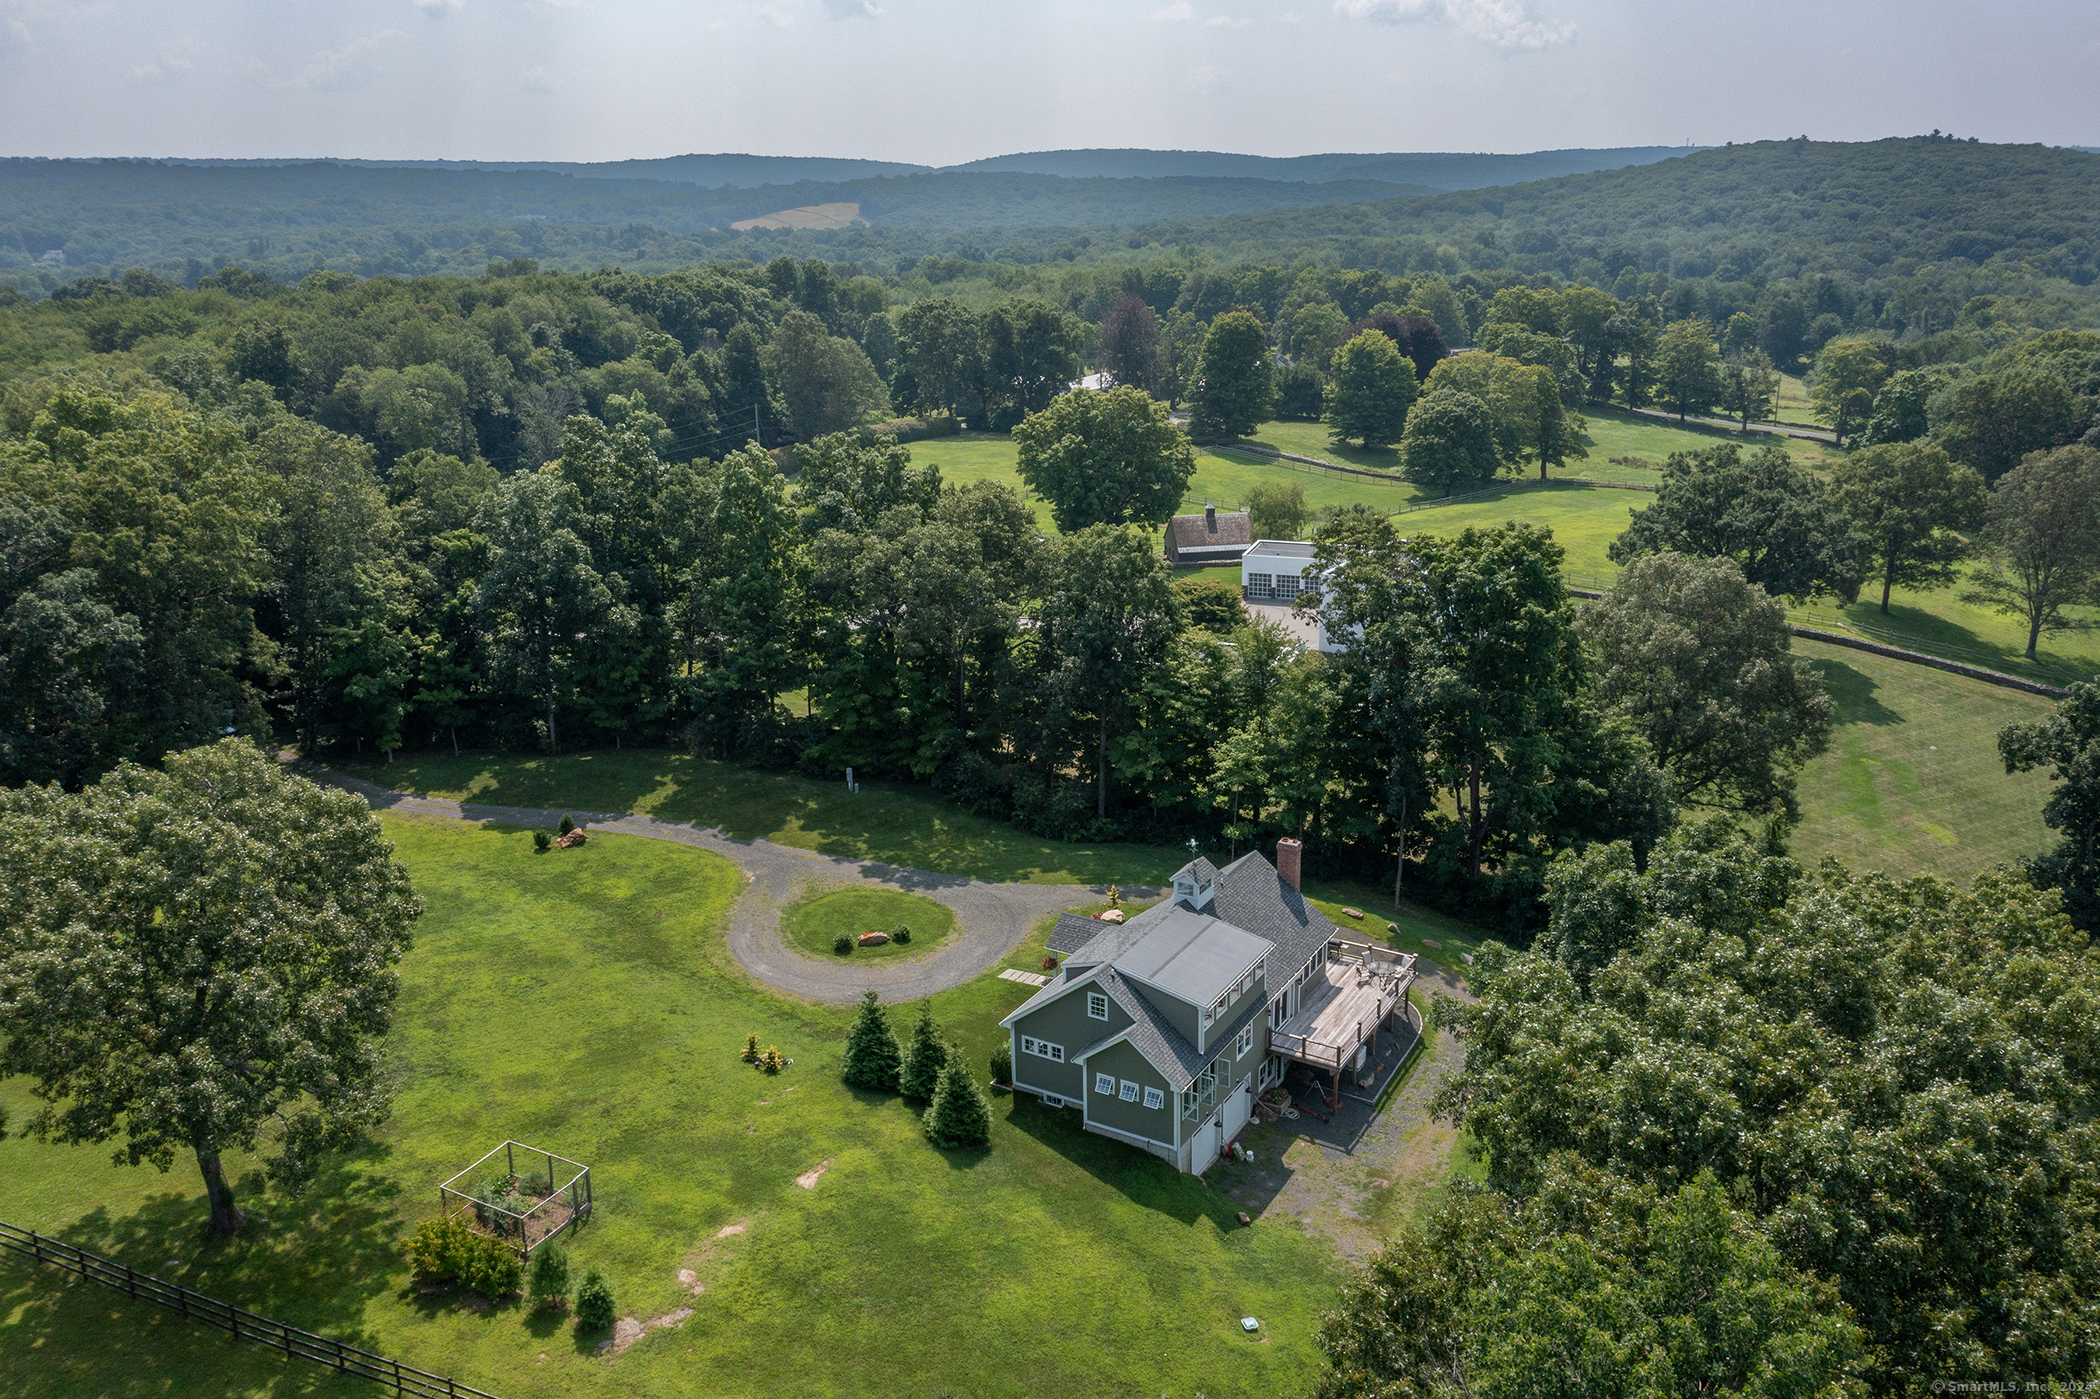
left=1803, top=656, right=1903, bottom=727
left=1002, top=1094, right=1245, bottom=1231
left=1, top=1155, right=411, bottom=1396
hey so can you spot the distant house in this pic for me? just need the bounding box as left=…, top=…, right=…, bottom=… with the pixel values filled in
left=1164, top=505, right=1252, bottom=564
left=1242, top=540, right=1344, bottom=652
left=1001, top=843, right=1416, bottom=1175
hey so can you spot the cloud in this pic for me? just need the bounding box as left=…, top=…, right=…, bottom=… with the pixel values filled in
left=1150, top=2, right=1193, bottom=19
left=823, top=0, right=881, bottom=15
left=758, top=2, right=793, bottom=23
left=520, top=64, right=556, bottom=92
left=265, top=29, right=406, bottom=88
left=1333, top=0, right=1573, bottom=48
left=1183, top=63, right=1226, bottom=89
left=411, top=0, right=463, bottom=9
left=1205, top=14, right=1250, bottom=25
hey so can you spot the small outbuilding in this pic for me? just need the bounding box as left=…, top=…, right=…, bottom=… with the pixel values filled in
left=1165, top=505, right=1253, bottom=564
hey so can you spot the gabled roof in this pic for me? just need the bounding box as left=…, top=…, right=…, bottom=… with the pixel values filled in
left=1090, top=966, right=1208, bottom=1088
left=1204, top=850, right=1335, bottom=985
left=1046, top=912, right=1111, bottom=956
left=1166, top=511, right=1252, bottom=551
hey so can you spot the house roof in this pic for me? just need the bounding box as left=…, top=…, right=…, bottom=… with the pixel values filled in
left=1166, top=511, right=1252, bottom=552
left=1111, top=905, right=1271, bottom=1007
left=1007, top=850, right=1340, bottom=1092
left=1244, top=539, right=1316, bottom=560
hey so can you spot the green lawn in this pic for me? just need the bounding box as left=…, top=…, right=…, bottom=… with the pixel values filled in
left=1789, top=639, right=2057, bottom=881
left=330, top=747, right=1198, bottom=887
left=780, top=886, right=953, bottom=961
left=0, top=819, right=1345, bottom=1399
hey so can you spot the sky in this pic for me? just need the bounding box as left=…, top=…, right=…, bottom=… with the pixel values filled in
left=0, top=0, right=2094, bottom=166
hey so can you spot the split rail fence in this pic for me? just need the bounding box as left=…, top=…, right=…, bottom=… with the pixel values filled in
left=0, top=1219, right=504, bottom=1399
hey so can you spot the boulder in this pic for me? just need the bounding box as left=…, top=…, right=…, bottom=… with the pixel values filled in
left=556, top=829, right=587, bottom=848
left=857, top=930, right=890, bottom=947
left=1097, top=908, right=1125, bottom=923
left=1341, top=907, right=1364, bottom=920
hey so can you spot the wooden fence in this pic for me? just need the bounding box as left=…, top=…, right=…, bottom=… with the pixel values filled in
left=0, top=1220, right=505, bottom=1399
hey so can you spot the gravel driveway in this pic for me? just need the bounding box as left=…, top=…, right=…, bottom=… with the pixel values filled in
left=298, top=762, right=1094, bottom=1004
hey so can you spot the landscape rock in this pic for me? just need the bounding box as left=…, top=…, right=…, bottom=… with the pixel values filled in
left=556, top=829, right=587, bottom=849
left=1098, top=908, right=1125, bottom=923
left=1237, top=1212, right=1252, bottom=1226
left=857, top=930, right=889, bottom=946
left=1341, top=907, right=1365, bottom=919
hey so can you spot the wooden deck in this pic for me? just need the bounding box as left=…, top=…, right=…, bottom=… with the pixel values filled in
left=1270, top=950, right=1414, bottom=1073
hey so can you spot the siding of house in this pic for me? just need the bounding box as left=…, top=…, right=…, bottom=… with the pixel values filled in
left=1195, top=967, right=1268, bottom=1055
left=1083, top=1040, right=1175, bottom=1145
left=1010, top=979, right=1129, bottom=1102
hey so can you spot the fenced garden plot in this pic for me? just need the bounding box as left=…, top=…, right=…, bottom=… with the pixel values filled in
left=438, top=1141, right=591, bottom=1259
left=0, top=1219, right=505, bottom=1399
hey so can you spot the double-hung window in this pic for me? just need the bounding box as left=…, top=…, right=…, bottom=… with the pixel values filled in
left=1094, top=1072, right=1116, bottom=1095
left=1021, top=1036, right=1064, bottom=1062
left=1086, top=991, right=1109, bottom=1021
left=1237, top=1025, right=1255, bottom=1058
left=1118, top=1079, right=1140, bottom=1102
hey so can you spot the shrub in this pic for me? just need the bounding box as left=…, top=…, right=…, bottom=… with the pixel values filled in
left=408, top=1215, right=474, bottom=1279
left=924, top=1052, right=993, bottom=1149
left=528, top=1241, right=571, bottom=1310
left=575, top=1268, right=616, bottom=1330
left=557, top=814, right=575, bottom=836
left=533, top=830, right=552, bottom=852
left=741, top=1032, right=760, bottom=1064
left=990, top=1041, right=1013, bottom=1085
left=892, top=924, right=911, bottom=945
left=1041, top=955, right=1059, bottom=973
left=761, top=1046, right=786, bottom=1074
left=463, top=1234, right=523, bottom=1298
left=833, top=933, right=854, bottom=955
left=841, top=987, right=902, bottom=1092
left=900, top=1002, right=947, bottom=1101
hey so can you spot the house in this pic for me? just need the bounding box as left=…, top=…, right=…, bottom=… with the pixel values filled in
left=1164, top=505, right=1253, bottom=565
left=1241, top=540, right=1345, bottom=652
left=1001, top=840, right=1417, bottom=1175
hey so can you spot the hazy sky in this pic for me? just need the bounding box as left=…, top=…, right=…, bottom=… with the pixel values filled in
left=1, top=0, right=2094, bottom=165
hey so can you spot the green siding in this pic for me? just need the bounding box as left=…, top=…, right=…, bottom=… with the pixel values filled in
left=1010, top=977, right=1127, bottom=1101
left=1083, top=1040, right=1174, bottom=1143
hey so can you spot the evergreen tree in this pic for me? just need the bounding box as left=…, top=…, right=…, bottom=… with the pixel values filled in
left=923, top=1048, right=993, bottom=1148
left=899, top=1002, right=947, bottom=1100
left=840, top=988, right=902, bottom=1092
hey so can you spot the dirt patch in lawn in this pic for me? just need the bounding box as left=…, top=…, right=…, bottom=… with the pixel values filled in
left=795, top=1159, right=831, bottom=1189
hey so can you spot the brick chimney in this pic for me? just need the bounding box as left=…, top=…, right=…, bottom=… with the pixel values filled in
left=1205, top=503, right=1217, bottom=532
left=1276, top=836, right=1302, bottom=890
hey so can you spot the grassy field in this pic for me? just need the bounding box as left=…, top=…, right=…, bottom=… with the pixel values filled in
left=328, top=747, right=1199, bottom=887
left=780, top=886, right=953, bottom=961
left=1789, top=639, right=2056, bottom=880
left=0, top=820, right=1346, bottom=1399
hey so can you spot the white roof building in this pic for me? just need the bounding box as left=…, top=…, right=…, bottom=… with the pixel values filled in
left=1241, top=540, right=1344, bottom=653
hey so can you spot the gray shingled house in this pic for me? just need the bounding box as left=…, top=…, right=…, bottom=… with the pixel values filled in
left=1000, top=840, right=1418, bottom=1175
left=1163, top=505, right=1253, bottom=564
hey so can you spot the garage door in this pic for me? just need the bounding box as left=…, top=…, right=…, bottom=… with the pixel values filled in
left=1223, top=1079, right=1252, bottom=1140
left=1189, top=1108, right=1223, bottom=1175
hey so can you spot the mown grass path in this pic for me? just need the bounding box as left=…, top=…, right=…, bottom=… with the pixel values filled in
left=299, top=760, right=1100, bottom=1004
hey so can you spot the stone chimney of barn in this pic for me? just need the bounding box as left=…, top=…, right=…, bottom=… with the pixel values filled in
left=1276, top=836, right=1302, bottom=890
left=1206, top=504, right=1217, bottom=532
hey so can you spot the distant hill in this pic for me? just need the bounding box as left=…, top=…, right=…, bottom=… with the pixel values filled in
left=153, top=153, right=932, bottom=189
left=946, top=146, right=1699, bottom=189
left=144, top=146, right=1695, bottom=192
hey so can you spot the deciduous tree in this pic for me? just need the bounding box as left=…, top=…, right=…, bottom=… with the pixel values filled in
left=1963, top=444, right=2100, bottom=658
left=1186, top=310, right=1273, bottom=442
left=0, top=739, right=420, bottom=1235
left=1828, top=440, right=1986, bottom=613
left=1578, top=551, right=1833, bottom=817
left=1012, top=385, right=1195, bottom=532
left=1807, top=339, right=1887, bottom=445
left=1324, top=329, right=1417, bottom=447
left=1610, top=443, right=1867, bottom=603
left=1399, top=388, right=1499, bottom=496
left=1653, top=318, right=1722, bottom=422
left=1097, top=293, right=1165, bottom=395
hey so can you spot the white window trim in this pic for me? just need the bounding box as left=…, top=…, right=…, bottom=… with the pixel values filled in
left=1021, top=1036, right=1065, bottom=1063
left=1118, top=1079, right=1140, bottom=1102
left=1094, top=1072, right=1115, bottom=1095
left=1086, top=992, right=1109, bottom=1021
left=1142, top=1087, right=1164, bottom=1110
left=1237, top=1026, right=1254, bottom=1058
